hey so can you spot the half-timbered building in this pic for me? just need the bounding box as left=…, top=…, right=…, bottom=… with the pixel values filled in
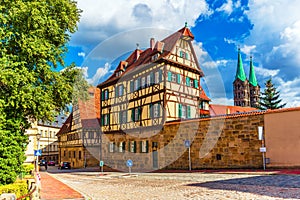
left=98, top=24, right=210, bottom=135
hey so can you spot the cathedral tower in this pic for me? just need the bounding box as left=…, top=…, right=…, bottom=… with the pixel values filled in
left=233, top=49, right=250, bottom=107
left=249, top=56, right=260, bottom=107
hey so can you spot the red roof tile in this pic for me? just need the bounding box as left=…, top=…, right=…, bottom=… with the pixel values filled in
left=209, top=104, right=258, bottom=116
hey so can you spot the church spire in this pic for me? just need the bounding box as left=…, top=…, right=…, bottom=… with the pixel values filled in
left=235, top=48, right=246, bottom=82
left=249, top=56, right=258, bottom=86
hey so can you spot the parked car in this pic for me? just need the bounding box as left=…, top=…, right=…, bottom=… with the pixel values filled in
left=59, top=162, right=71, bottom=170
left=39, top=159, right=47, bottom=166
left=48, top=160, right=56, bottom=166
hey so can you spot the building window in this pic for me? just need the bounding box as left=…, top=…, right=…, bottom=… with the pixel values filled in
left=64, top=150, right=66, bottom=157
left=79, top=151, right=82, bottom=159
left=141, top=140, right=148, bottom=153
left=141, top=77, right=146, bottom=88
left=131, top=107, right=141, bottom=122
left=102, top=89, right=109, bottom=100
left=102, top=114, right=110, bottom=126
left=109, top=142, right=115, bottom=153
left=119, top=142, right=126, bottom=153
left=186, top=77, right=191, bottom=86
left=179, top=104, right=191, bottom=119
left=129, top=141, right=136, bottom=153
left=69, top=151, right=71, bottom=158
left=118, top=85, right=124, bottom=96
left=147, top=74, right=151, bottom=86
left=134, top=79, right=140, bottom=91
left=88, top=131, right=94, bottom=139
left=171, top=73, right=177, bottom=82
left=119, top=111, right=127, bottom=124
left=150, top=103, right=161, bottom=118
left=73, top=151, right=76, bottom=158
left=154, top=70, right=162, bottom=84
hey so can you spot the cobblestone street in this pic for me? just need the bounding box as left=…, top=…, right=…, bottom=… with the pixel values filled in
left=46, top=168, right=300, bottom=200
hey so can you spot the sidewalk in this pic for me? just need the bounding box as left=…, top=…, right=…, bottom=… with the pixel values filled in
left=40, top=172, right=85, bottom=200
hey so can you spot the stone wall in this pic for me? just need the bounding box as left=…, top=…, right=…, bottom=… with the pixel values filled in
left=100, top=113, right=264, bottom=171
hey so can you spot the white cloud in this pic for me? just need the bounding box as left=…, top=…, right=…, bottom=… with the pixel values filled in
left=216, top=0, right=242, bottom=15
left=245, top=0, right=300, bottom=108
left=72, top=0, right=210, bottom=48
left=240, top=45, right=256, bottom=56
left=85, top=63, right=111, bottom=85
left=78, top=52, right=86, bottom=58
left=254, top=67, right=279, bottom=78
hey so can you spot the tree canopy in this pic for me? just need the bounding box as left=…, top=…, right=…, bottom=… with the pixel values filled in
left=258, top=78, right=286, bottom=110
left=0, top=0, right=87, bottom=184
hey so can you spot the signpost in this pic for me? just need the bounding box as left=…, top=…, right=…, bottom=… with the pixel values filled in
left=126, top=159, right=133, bottom=174
left=258, top=126, right=266, bottom=170
left=99, top=160, right=104, bottom=174
left=184, top=140, right=191, bottom=171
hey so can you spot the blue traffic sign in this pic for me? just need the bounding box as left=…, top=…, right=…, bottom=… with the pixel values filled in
left=126, top=159, right=133, bottom=167
left=99, top=160, right=104, bottom=167
left=34, top=150, right=42, bottom=156
left=184, top=140, right=190, bottom=148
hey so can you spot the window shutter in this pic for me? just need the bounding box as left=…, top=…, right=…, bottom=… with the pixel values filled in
left=101, top=91, right=104, bottom=101
left=177, top=74, right=181, bottom=84
left=138, top=78, right=141, bottom=89
left=131, top=109, right=135, bottom=122
left=119, top=112, right=122, bottom=124
left=140, top=141, right=143, bottom=153
left=150, top=72, right=154, bottom=85
left=130, top=81, right=134, bottom=92
left=138, top=107, right=141, bottom=120
left=106, top=90, right=109, bottom=99
left=178, top=104, right=182, bottom=118
left=168, top=71, right=172, bottom=82
left=180, top=51, right=183, bottom=58
left=194, top=80, right=199, bottom=88
left=186, top=52, right=189, bottom=60
left=159, top=69, right=163, bottom=82
left=101, top=115, right=104, bottom=126
left=115, top=86, right=118, bottom=97
left=150, top=104, right=153, bottom=118
left=146, top=140, right=149, bottom=153
left=187, top=106, right=191, bottom=119
left=158, top=102, right=161, bottom=117
left=133, top=141, right=136, bottom=153
left=107, top=114, right=110, bottom=125
left=186, top=77, right=190, bottom=86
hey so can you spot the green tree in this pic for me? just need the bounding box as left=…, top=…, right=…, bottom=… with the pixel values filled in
left=258, top=78, right=286, bottom=110
left=0, top=0, right=86, bottom=184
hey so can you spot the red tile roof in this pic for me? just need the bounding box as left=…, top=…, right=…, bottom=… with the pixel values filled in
left=98, top=25, right=203, bottom=87
left=209, top=104, right=258, bottom=116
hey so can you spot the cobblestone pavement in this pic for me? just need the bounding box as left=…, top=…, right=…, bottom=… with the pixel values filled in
left=47, top=169, right=300, bottom=200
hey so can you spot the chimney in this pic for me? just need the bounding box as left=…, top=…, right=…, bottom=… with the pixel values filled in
left=136, top=43, right=140, bottom=60
left=150, top=38, right=155, bottom=50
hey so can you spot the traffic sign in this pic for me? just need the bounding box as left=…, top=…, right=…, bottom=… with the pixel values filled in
left=99, top=160, right=104, bottom=167
left=184, top=140, right=190, bottom=148
left=126, top=159, right=133, bottom=167
left=34, top=150, right=42, bottom=156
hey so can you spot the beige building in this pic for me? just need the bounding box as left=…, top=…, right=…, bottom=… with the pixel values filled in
left=25, top=115, right=67, bottom=164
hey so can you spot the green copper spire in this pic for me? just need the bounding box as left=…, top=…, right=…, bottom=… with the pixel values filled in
left=249, top=56, right=258, bottom=86
left=235, top=48, right=246, bottom=81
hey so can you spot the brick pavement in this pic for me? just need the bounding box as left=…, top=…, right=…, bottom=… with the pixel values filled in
left=40, top=172, right=85, bottom=200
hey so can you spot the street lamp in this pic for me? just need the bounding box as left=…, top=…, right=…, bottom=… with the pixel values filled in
left=36, top=132, right=41, bottom=172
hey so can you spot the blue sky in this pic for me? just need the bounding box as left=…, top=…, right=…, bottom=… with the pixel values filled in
left=65, top=0, right=300, bottom=108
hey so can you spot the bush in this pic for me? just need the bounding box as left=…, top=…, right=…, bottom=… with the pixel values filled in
left=22, top=163, right=35, bottom=175
left=0, top=180, right=28, bottom=197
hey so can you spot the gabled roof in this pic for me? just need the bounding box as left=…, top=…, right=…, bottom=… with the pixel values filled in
left=209, top=104, right=258, bottom=116
left=56, top=87, right=100, bottom=136
left=98, top=24, right=203, bottom=88
left=56, top=113, right=72, bottom=136
left=200, top=86, right=211, bottom=101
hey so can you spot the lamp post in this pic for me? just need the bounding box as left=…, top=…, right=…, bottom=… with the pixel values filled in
left=36, top=132, right=41, bottom=172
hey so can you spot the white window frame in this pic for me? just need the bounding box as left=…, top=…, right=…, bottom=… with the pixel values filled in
left=141, top=140, right=147, bottom=153
left=147, top=74, right=151, bottom=86
left=182, top=105, right=187, bottom=119
left=141, top=77, right=146, bottom=88
left=153, top=104, right=160, bottom=118
left=155, top=71, right=159, bottom=84
left=134, top=79, right=139, bottom=91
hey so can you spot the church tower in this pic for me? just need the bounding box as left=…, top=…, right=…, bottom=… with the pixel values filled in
left=233, top=48, right=250, bottom=107
left=249, top=56, right=260, bottom=107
